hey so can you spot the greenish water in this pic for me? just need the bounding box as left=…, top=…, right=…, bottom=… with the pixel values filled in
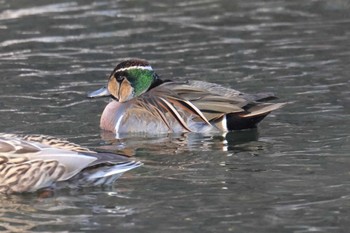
left=0, top=0, right=350, bottom=232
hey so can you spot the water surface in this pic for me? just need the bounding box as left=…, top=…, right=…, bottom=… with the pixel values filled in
left=0, top=0, right=350, bottom=232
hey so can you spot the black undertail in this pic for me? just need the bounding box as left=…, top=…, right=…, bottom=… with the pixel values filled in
left=225, top=112, right=269, bottom=131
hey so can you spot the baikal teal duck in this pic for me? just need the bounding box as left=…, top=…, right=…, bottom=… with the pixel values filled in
left=88, top=59, right=285, bottom=134
left=0, top=134, right=141, bottom=194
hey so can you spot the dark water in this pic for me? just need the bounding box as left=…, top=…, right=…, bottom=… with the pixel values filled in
left=1, top=0, right=350, bottom=232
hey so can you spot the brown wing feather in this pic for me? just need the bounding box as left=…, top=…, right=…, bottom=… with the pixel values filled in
left=158, top=97, right=192, bottom=132
left=138, top=97, right=172, bottom=130
left=0, top=137, right=40, bottom=154
left=161, top=82, right=248, bottom=122
left=0, top=133, right=92, bottom=153
left=166, top=96, right=210, bottom=125
left=165, top=80, right=284, bottom=119
left=142, top=80, right=285, bottom=131
left=241, top=103, right=286, bottom=117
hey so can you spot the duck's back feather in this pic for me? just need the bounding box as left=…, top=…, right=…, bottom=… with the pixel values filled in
left=157, top=80, right=285, bottom=131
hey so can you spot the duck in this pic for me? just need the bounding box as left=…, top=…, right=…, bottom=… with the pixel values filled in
left=88, top=59, right=285, bottom=134
left=0, top=133, right=141, bottom=194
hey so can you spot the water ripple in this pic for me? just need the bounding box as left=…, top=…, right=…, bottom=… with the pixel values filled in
left=0, top=28, right=162, bottom=47
left=0, top=0, right=350, bottom=232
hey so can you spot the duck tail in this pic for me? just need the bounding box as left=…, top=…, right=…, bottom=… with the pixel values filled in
left=70, top=161, right=142, bottom=186
left=215, top=102, right=286, bottom=131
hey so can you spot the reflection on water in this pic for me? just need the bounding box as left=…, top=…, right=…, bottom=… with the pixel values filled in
left=0, top=195, right=39, bottom=232
left=98, top=130, right=261, bottom=156
left=0, top=190, right=138, bottom=232
left=1, top=0, right=350, bottom=232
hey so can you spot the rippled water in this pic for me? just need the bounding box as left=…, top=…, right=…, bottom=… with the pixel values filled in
left=1, top=0, right=350, bottom=232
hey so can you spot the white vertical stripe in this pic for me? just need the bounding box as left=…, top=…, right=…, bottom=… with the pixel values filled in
left=115, top=113, right=124, bottom=132
left=222, top=115, right=228, bottom=132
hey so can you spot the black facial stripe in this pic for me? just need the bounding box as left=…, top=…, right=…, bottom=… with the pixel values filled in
left=110, top=94, right=119, bottom=101
left=113, top=71, right=128, bottom=82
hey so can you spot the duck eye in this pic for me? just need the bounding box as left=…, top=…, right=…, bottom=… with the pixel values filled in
left=114, top=74, right=125, bottom=82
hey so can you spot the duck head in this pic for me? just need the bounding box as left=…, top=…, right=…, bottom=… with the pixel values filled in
left=88, top=59, right=159, bottom=102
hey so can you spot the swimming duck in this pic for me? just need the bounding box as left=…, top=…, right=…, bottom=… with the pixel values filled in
left=88, top=59, right=285, bottom=134
left=0, top=133, right=141, bottom=194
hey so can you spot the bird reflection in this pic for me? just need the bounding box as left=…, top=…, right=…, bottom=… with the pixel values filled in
left=97, top=129, right=260, bottom=156
left=0, top=189, right=136, bottom=232
left=0, top=195, right=56, bottom=232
